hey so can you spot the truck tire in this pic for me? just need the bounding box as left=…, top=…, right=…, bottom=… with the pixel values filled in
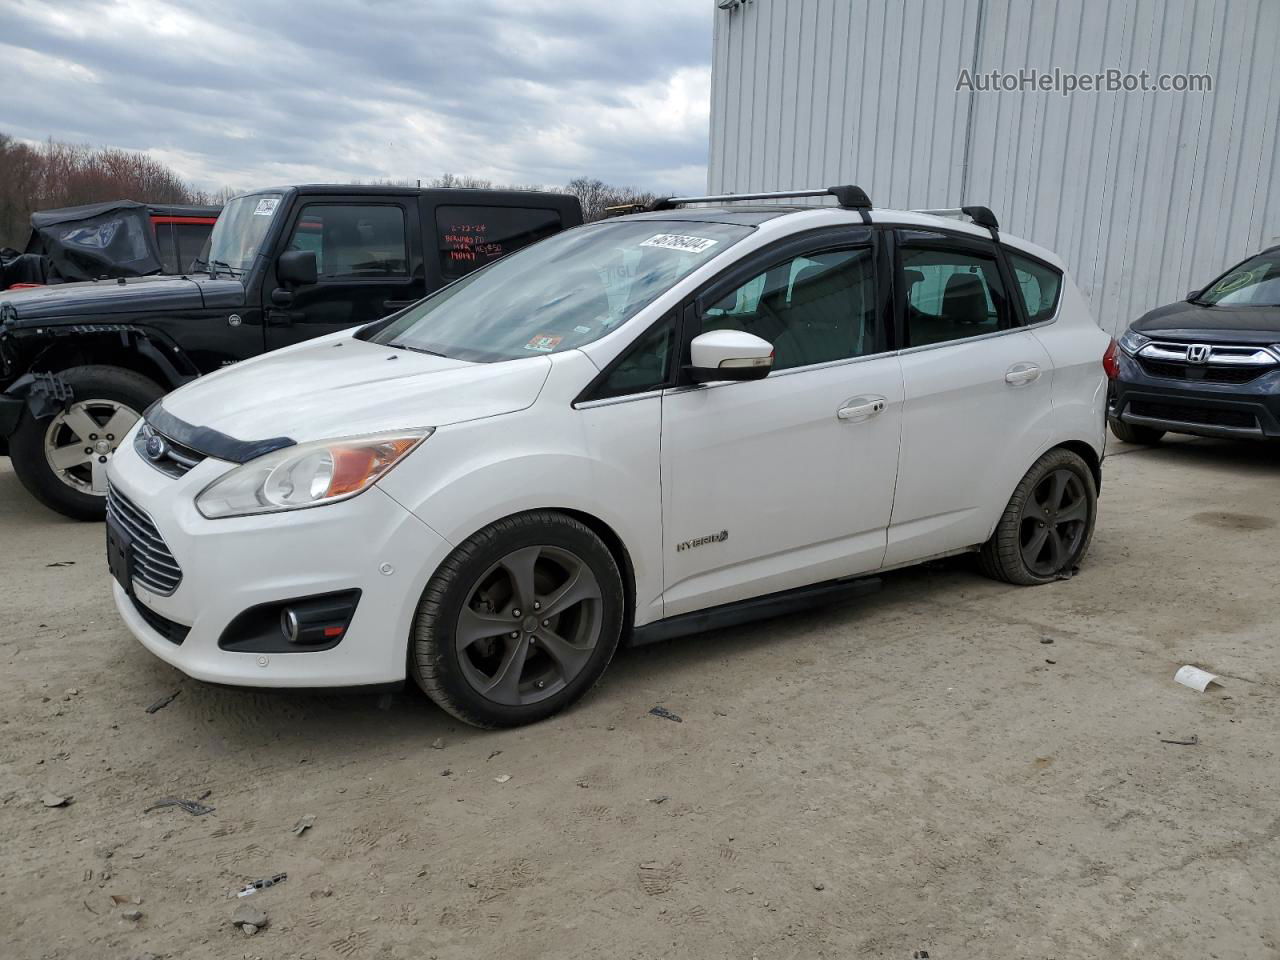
left=9, top=365, right=164, bottom=521
left=409, top=511, right=625, bottom=728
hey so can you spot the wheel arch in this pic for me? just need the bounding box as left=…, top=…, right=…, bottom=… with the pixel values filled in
left=555, top=507, right=639, bottom=642
left=433, top=505, right=640, bottom=642
left=24, top=325, right=197, bottom=390
left=1052, top=439, right=1103, bottom=494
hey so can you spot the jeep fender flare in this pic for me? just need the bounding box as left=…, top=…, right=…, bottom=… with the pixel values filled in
left=1, top=324, right=197, bottom=440
left=22, top=322, right=199, bottom=389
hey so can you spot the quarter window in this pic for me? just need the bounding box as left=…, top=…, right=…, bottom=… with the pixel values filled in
left=594, top=315, right=676, bottom=399
left=702, top=247, right=878, bottom=370
left=900, top=245, right=1008, bottom=346
left=1008, top=252, right=1062, bottom=323
left=436, top=206, right=562, bottom=280
left=284, top=204, right=408, bottom=279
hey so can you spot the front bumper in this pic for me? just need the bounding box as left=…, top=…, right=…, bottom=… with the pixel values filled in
left=1109, top=351, right=1280, bottom=440
left=108, top=432, right=452, bottom=688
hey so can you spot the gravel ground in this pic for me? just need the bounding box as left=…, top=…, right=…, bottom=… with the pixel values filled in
left=1, top=437, right=1278, bottom=960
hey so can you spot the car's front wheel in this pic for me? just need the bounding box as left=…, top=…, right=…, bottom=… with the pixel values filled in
left=978, top=448, right=1098, bottom=585
left=1108, top=418, right=1164, bottom=445
left=9, top=365, right=163, bottom=521
left=409, top=511, right=625, bottom=728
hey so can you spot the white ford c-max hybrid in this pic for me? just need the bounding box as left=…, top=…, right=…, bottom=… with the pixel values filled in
left=106, top=187, right=1113, bottom=728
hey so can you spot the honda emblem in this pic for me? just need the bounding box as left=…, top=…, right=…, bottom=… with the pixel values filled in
left=1187, top=344, right=1211, bottom=364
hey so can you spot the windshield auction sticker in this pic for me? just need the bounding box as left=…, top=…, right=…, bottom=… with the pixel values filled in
left=253, top=198, right=280, bottom=217
left=640, top=234, right=719, bottom=253
left=525, top=334, right=563, bottom=352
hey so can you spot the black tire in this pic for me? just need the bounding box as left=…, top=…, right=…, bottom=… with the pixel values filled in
left=9, top=365, right=164, bottom=521
left=1108, top=418, right=1164, bottom=445
left=978, top=448, right=1098, bottom=586
left=409, top=511, right=625, bottom=728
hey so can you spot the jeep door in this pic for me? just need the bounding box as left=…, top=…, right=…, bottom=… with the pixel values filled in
left=263, top=196, right=426, bottom=350
left=659, top=227, right=904, bottom=617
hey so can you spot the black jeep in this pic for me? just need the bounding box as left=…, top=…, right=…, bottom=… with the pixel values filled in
left=0, top=185, right=583, bottom=519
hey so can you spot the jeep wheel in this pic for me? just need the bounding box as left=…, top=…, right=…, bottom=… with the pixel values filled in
left=978, top=448, right=1098, bottom=586
left=409, top=511, right=625, bottom=728
left=1108, top=418, right=1164, bottom=445
left=9, top=366, right=164, bottom=521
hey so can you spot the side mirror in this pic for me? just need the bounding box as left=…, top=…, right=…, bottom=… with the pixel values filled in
left=277, top=250, right=317, bottom=287
left=687, top=330, right=774, bottom=384
left=1186, top=288, right=1201, bottom=300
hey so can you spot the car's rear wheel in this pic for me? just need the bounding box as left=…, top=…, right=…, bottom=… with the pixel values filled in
left=409, top=511, right=625, bottom=728
left=9, top=365, right=163, bottom=521
left=1108, top=418, right=1164, bottom=444
left=978, top=448, right=1097, bottom=586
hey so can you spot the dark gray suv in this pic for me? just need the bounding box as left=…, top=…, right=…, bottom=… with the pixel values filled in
left=1109, top=245, right=1280, bottom=443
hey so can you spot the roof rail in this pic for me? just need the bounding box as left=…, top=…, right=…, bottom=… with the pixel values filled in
left=911, top=205, right=1000, bottom=240
left=648, top=185, right=873, bottom=224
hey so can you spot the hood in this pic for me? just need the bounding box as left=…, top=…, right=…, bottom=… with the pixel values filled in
left=158, top=335, right=552, bottom=446
left=0, top=274, right=233, bottom=323
left=1132, top=299, right=1280, bottom=346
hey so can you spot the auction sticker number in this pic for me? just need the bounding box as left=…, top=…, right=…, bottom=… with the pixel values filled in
left=639, top=234, right=719, bottom=254
left=253, top=198, right=280, bottom=217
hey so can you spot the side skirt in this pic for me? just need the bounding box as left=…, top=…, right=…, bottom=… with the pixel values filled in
left=628, top=575, right=883, bottom=647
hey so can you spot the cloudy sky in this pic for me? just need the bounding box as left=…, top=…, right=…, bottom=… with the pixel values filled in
left=0, top=0, right=714, bottom=194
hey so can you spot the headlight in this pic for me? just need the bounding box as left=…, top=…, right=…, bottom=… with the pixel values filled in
left=195, top=429, right=431, bottom=519
left=1117, top=328, right=1150, bottom=356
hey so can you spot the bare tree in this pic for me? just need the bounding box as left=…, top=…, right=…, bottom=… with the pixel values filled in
left=563, top=177, right=659, bottom=222
left=0, top=131, right=205, bottom=249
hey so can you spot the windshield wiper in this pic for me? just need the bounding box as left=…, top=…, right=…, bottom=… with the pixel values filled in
left=393, top=342, right=448, bottom=358
left=210, top=259, right=242, bottom=278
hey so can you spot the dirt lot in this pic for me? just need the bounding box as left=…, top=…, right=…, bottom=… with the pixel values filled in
left=2, top=438, right=1279, bottom=960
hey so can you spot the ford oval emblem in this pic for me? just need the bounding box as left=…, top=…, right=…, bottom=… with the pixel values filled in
left=144, top=434, right=167, bottom=461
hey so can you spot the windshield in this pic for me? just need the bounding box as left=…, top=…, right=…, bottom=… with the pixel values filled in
left=199, top=193, right=283, bottom=275
left=370, top=220, right=753, bottom=362
left=1196, top=250, right=1280, bottom=307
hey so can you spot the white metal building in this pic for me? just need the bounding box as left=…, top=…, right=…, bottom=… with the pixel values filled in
left=708, top=0, right=1280, bottom=333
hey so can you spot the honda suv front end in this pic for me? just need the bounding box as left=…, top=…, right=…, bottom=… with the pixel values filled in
left=1109, top=245, right=1280, bottom=443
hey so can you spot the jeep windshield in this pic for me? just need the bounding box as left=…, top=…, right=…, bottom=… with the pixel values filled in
left=370, top=220, right=753, bottom=362
left=1195, top=249, right=1280, bottom=307
left=196, top=193, right=284, bottom=276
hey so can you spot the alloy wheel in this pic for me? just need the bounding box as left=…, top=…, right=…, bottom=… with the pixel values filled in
left=1018, top=468, right=1089, bottom=576
left=455, top=544, right=604, bottom=706
left=43, top=400, right=140, bottom=494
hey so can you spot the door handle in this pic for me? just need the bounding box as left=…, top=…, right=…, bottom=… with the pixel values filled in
left=266, top=308, right=300, bottom=326
left=1005, top=362, right=1041, bottom=386
left=382, top=299, right=415, bottom=310
left=837, top=396, right=887, bottom=421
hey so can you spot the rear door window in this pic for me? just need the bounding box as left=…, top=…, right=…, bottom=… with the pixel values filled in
left=436, top=206, right=562, bottom=280
left=899, top=239, right=1010, bottom=347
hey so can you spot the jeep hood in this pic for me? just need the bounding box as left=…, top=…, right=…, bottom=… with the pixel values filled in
left=156, top=334, right=551, bottom=449
left=0, top=274, right=241, bottom=322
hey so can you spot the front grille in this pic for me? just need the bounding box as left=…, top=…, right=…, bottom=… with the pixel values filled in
left=106, top=486, right=183, bottom=596
left=134, top=422, right=207, bottom=478
left=130, top=594, right=189, bottom=645
left=1128, top=399, right=1259, bottom=430
left=1137, top=358, right=1265, bottom=384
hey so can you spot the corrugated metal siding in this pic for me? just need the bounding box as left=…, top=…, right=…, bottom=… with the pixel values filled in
left=708, top=0, right=1280, bottom=333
